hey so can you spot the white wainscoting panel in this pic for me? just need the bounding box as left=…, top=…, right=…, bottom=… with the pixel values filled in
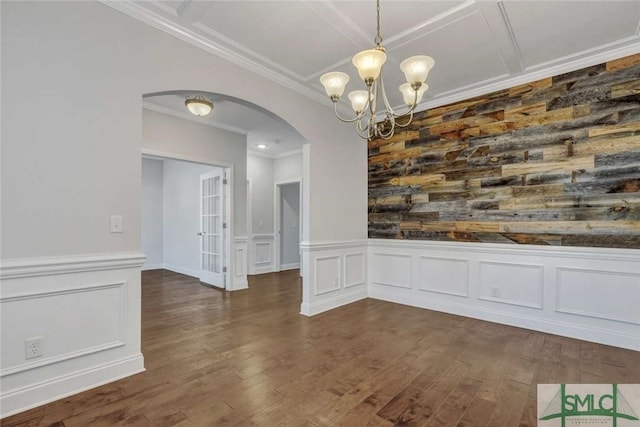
left=556, top=267, right=640, bottom=325
left=344, top=253, right=366, bottom=288
left=300, top=240, right=368, bottom=316
left=0, top=253, right=145, bottom=418
left=368, top=239, right=640, bottom=351
left=315, top=256, right=341, bottom=295
left=418, top=256, right=469, bottom=297
left=371, top=253, right=412, bottom=288
left=478, top=261, right=543, bottom=309
left=232, top=236, right=249, bottom=290
left=0, top=282, right=125, bottom=376
left=249, top=234, right=275, bottom=275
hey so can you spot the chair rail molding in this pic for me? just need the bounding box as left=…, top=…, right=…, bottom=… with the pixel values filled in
left=0, top=252, right=146, bottom=418
left=300, top=240, right=368, bottom=316
left=367, top=239, right=640, bottom=351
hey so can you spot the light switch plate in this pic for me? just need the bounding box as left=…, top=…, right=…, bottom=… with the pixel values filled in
left=110, top=215, right=123, bottom=233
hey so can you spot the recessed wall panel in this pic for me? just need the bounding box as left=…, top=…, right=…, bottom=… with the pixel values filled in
left=557, top=268, right=640, bottom=324
left=371, top=253, right=412, bottom=288
left=418, top=256, right=469, bottom=297
left=315, top=256, right=341, bottom=295
left=479, top=261, right=543, bottom=309
left=344, top=253, right=365, bottom=288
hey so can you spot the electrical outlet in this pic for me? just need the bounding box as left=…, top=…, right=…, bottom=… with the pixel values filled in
left=25, top=337, right=43, bottom=360
left=491, top=286, right=500, bottom=298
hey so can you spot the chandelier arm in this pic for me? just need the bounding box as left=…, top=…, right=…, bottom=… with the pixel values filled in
left=355, top=117, right=371, bottom=140
left=332, top=102, right=362, bottom=123
left=377, top=74, right=398, bottom=118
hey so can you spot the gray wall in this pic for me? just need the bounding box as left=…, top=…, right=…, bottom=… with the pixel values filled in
left=141, top=158, right=164, bottom=268
left=280, top=182, right=300, bottom=266
left=247, top=155, right=274, bottom=235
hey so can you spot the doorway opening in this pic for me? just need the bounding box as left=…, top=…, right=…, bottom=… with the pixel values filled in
left=141, top=154, right=232, bottom=289
left=274, top=180, right=302, bottom=272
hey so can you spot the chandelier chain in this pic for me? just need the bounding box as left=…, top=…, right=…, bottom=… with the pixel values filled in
left=374, top=0, right=382, bottom=47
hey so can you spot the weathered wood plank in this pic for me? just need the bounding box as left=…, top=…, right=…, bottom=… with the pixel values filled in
left=368, top=53, right=640, bottom=248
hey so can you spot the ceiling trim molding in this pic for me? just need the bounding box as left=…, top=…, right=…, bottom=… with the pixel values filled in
left=142, top=101, right=249, bottom=135
left=419, top=41, right=640, bottom=112
left=100, top=0, right=331, bottom=107
left=247, top=147, right=304, bottom=160
left=495, top=0, right=525, bottom=71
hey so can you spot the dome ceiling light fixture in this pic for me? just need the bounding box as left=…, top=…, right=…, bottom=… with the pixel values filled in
left=319, top=0, right=434, bottom=141
left=185, top=96, right=213, bottom=117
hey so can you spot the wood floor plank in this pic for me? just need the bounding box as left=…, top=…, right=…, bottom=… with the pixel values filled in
left=3, top=269, right=639, bottom=427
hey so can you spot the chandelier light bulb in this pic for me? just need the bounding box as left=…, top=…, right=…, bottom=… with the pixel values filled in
left=399, top=83, right=428, bottom=106
left=318, top=0, right=434, bottom=140
left=348, top=90, right=370, bottom=113
left=400, top=55, right=435, bottom=85
left=352, top=49, right=387, bottom=84
left=320, top=72, right=350, bottom=100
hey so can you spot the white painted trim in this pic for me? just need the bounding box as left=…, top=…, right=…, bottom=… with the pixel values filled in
left=314, top=255, right=342, bottom=295
left=300, top=240, right=369, bottom=252
left=142, top=102, right=248, bottom=135
left=252, top=233, right=275, bottom=240
left=103, top=0, right=640, bottom=122
left=163, top=263, right=200, bottom=279
left=0, top=252, right=146, bottom=280
left=100, top=1, right=331, bottom=107
left=368, top=287, right=639, bottom=351
left=250, top=266, right=275, bottom=275
left=234, top=235, right=249, bottom=243
left=368, top=239, right=640, bottom=262
left=367, top=239, right=640, bottom=351
left=141, top=263, right=163, bottom=271
left=0, top=354, right=145, bottom=419
left=248, top=148, right=304, bottom=160
left=300, top=286, right=367, bottom=317
left=555, top=267, right=640, bottom=325
left=279, top=263, right=300, bottom=271
left=140, top=149, right=233, bottom=169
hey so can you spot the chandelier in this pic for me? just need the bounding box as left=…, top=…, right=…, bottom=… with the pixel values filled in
left=319, top=0, right=434, bottom=141
left=185, top=96, right=213, bottom=116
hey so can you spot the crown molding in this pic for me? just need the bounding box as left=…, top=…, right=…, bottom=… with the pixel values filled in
left=100, top=1, right=331, bottom=107
left=142, top=101, right=249, bottom=135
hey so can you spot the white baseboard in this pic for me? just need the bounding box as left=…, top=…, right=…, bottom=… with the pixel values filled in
left=0, top=354, right=144, bottom=418
left=279, top=262, right=300, bottom=271
left=162, top=263, right=200, bottom=278
left=369, top=287, right=639, bottom=351
left=367, top=239, right=640, bottom=351
left=141, top=263, right=163, bottom=271
left=300, top=286, right=367, bottom=316
left=249, top=265, right=274, bottom=275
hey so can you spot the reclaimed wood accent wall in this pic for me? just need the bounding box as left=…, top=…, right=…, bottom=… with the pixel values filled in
left=368, top=53, right=640, bottom=248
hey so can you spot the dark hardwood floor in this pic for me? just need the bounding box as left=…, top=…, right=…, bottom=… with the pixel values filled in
left=3, top=269, right=639, bottom=426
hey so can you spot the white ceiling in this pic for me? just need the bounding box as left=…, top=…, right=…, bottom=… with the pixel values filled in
left=143, top=91, right=305, bottom=157
left=113, top=0, right=640, bottom=152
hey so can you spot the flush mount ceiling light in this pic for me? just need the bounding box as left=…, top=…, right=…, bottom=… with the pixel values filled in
left=319, top=0, right=434, bottom=141
left=185, top=96, right=213, bottom=117
left=257, top=144, right=267, bottom=149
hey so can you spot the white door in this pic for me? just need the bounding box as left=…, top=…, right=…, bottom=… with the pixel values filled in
left=199, top=171, right=225, bottom=288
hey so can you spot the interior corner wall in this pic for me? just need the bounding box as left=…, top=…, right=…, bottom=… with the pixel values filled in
left=142, top=109, right=247, bottom=237
left=141, top=158, right=164, bottom=269
left=247, top=154, right=274, bottom=235
left=1, top=1, right=366, bottom=416
left=274, top=152, right=303, bottom=183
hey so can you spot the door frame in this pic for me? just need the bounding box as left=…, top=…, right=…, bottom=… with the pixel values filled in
left=142, top=149, right=233, bottom=289
left=274, top=178, right=302, bottom=273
